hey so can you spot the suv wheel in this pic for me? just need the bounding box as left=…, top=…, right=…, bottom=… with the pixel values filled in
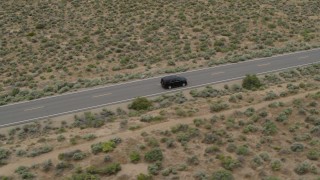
left=168, top=85, right=172, bottom=89
left=182, top=83, right=186, bottom=87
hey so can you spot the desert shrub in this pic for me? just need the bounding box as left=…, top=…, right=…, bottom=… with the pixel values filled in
left=276, top=112, right=289, bottom=122
left=294, top=161, right=312, bottom=175
left=73, top=112, right=105, bottom=129
left=130, top=151, right=141, bottom=163
left=82, top=134, right=97, bottom=141
left=202, top=132, right=221, bottom=144
left=262, top=176, right=281, bottom=180
left=310, top=125, right=320, bottom=137
left=263, top=120, right=278, bottom=135
left=264, top=91, right=279, bottom=101
left=100, top=163, right=121, bottom=175
left=72, top=152, right=87, bottom=161
left=145, top=148, right=163, bottom=162
left=16, top=149, right=27, bottom=157
left=39, top=159, right=52, bottom=172
left=259, top=152, right=271, bottom=162
left=190, top=86, right=225, bottom=98
left=193, top=118, right=205, bottom=127
left=148, top=162, right=162, bottom=175
left=187, top=155, right=200, bottom=166
left=91, top=139, right=120, bottom=154
left=205, top=145, right=220, bottom=154
left=268, top=101, right=284, bottom=108
left=218, top=155, right=240, bottom=171
left=263, top=74, right=282, bottom=85
left=211, top=169, right=234, bottom=180
left=244, top=107, right=255, bottom=117
left=251, top=156, right=263, bottom=168
left=57, top=135, right=66, bottom=142
left=210, top=101, right=229, bottom=112
left=193, top=171, right=208, bottom=180
left=101, top=141, right=116, bottom=152
left=243, top=124, right=259, bottom=133
left=293, top=133, right=311, bottom=142
left=27, top=145, right=53, bottom=157
left=236, top=145, right=250, bottom=156
left=271, top=159, right=282, bottom=171
left=140, top=114, right=164, bottom=123
left=68, top=173, right=100, bottom=180
left=0, top=176, right=12, bottom=180
left=56, top=161, right=73, bottom=170
left=307, top=149, right=320, bottom=160
left=145, top=137, right=159, bottom=147
left=226, top=143, right=237, bottom=153
left=314, top=75, right=320, bottom=81
left=0, top=148, right=10, bottom=161
left=165, top=138, right=175, bottom=148
left=58, top=150, right=83, bottom=161
left=242, top=74, right=262, bottom=90
left=137, top=173, right=153, bottom=180
left=305, top=115, right=320, bottom=126
left=129, top=97, right=153, bottom=111
left=161, top=167, right=173, bottom=176
left=290, top=143, right=304, bottom=152
left=15, top=166, right=35, bottom=179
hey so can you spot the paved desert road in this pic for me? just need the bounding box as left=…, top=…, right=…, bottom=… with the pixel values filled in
left=1, top=49, right=320, bottom=127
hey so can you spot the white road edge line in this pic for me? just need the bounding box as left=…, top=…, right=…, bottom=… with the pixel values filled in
left=1, top=48, right=319, bottom=108
left=92, top=93, right=112, bottom=98
left=211, top=72, right=225, bottom=75
left=257, top=63, right=270, bottom=66
left=0, top=61, right=317, bottom=128
left=24, top=106, right=44, bottom=111
left=299, top=56, right=309, bottom=59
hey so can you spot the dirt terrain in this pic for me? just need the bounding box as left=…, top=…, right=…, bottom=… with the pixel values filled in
left=0, top=65, right=320, bottom=179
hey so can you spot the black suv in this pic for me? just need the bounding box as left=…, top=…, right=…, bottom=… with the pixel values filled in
left=161, top=75, right=188, bottom=89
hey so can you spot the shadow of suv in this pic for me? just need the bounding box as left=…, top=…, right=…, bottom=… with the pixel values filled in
left=161, top=75, right=188, bottom=89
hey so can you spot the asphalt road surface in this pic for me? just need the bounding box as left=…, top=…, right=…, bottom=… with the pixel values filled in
left=1, top=48, right=320, bottom=127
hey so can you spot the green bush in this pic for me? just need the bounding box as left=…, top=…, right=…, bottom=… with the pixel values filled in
left=0, top=148, right=10, bottom=161
left=58, top=150, right=83, bottom=161
left=145, top=148, right=163, bottom=162
left=57, top=135, right=66, bottom=142
left=211, top=169, right=234, bottom=180
left=294, top=161, right=311, bottom=175
left=236, top=145, right=250, bottom=156
left=226, top=143, right=237, bottom=153
left=290, top=143, right=304, bottom=152
left=148, top=162, right=162, bottom=175
left=271, top=159, right=282, bottom=171
left=73, top=112, right=105, bottom=129
left=205, top=146, right=220, bottom=154
left=129, top=97, right=153, bottom=111
left=307, top=149, right=320, bottom=160
left=210, top=101, right=229, bottom=112
left=137, top=173, right=153, bottom=180
left=15, top=166, right=35, bottom=179
left=264, top=91, right=279, bottom=101
left=82, top=134, right=97, bottom=141
left=130, top=151, right=141, bottom=163
left=263, top=120, right=277, bottom=135
left=100, top=163, right=121, bottom=175
left=27, top=145, right=53, bottom=157
left=218, top=155, right=240, bottom=171
left=187, top=155, right=200, bottom=166
left=41, top=159, right=53, bottom=172
left=68, top=173, right=100, bottom=180
left=91, top=140, right=119, bottom=154
left=102, top=141, right=116, bottom=153
left=242, top=74, right=262, bottom=90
